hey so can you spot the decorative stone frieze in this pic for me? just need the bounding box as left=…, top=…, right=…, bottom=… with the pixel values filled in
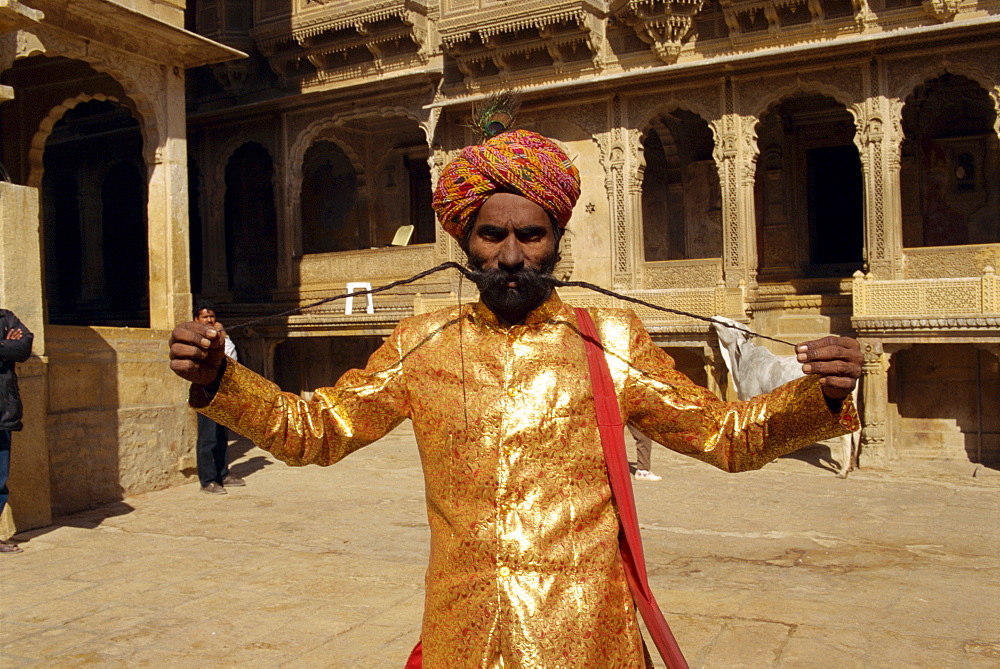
left=904, top=245, right=1000, bottom=280
left=643, top=258, right=723, bottom=288
left=253, top=0, right=431, bottom=85
left=611, top=0, right=704, bottom=64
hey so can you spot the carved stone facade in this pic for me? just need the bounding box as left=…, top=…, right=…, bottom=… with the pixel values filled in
left=180, top=0, right=999, bottom=471
left=0, top=0, right=238, bottom=534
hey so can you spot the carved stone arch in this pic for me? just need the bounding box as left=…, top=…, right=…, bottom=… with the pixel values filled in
left=5, top=31, right=45, bottom=68
left=376, top=104, right=431, bottom=134
left=209, top=137, right=279, bottom=217
left=368, top=109, right=429, bottom=175
left=26, top=92, right=143, bottom=188
left=635, top=103, right=719, bottom=186
left=13, top=31, right=162, bottom=171
left=288, top=118, right=368, bottom=194
left=892, top=64, right=1000, bottom=137
left=748, top=81, right=859, bottom=124
left=289, top=118, right=375, bottom=255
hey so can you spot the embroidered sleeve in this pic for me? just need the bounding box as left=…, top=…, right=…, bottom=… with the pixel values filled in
left=622, top=312, right=858, bottom=472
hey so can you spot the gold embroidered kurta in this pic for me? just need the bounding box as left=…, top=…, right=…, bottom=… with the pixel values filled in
left=195, top=292, right=857, bottom=668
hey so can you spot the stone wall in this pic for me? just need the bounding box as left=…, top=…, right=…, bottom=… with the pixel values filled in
left=45, top=325, right=196, bottom=517
left=0, top=182, right=51, bottom=537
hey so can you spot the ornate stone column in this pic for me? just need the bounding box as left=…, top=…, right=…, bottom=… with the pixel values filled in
left=858, top=339, right=889, bottom=469
left=854, top=59, right=904, bottom=280
left=610, top=96, right=635, bottom=290
left=713, top=78, right=759, bottom=290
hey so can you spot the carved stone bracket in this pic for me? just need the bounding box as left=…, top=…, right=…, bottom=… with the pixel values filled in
left=922, top=0, right=961, bottom=22
left=612, top=0, right=704, bottom=65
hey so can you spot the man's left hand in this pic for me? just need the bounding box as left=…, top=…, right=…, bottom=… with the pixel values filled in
left=796, top=336, right=862, bottom=400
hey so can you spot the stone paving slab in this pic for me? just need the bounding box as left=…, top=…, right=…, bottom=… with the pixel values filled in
left=1, top=424, right=998, bottom=668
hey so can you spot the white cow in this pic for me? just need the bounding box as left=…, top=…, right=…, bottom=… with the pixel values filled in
left=711, top=316, right=860, bottom=478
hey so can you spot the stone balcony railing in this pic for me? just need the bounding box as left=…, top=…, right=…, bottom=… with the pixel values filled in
left=562, top=281, right=746, bottom=329
left=852, top=266, right=1000, bottom=334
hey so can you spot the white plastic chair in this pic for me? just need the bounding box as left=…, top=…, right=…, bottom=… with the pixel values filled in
left=345, top=282, right=374, bottom=315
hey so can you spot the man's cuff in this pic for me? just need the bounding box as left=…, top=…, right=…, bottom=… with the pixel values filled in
left=188, top=357, right=228, bottom=408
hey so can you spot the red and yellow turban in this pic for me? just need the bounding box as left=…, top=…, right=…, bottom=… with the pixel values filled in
left=432, top=129, right=581, bottom=240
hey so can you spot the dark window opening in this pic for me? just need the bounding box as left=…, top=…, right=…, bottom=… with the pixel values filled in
left=300, top=140, right=364, bottom=253
left=41, top=99, right=148, bottom=327
left=807, top=145, right=864, bottom=266
left=641, top=110, right=721, bottom=262
left=406, top=154, right=435, bottom=245
left=225, top=142, right=278, bottom=302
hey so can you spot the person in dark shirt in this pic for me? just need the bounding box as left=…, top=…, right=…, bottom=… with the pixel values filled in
left=1, top=309, right=33, bottom=554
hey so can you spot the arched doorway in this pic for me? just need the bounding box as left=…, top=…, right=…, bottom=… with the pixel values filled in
left=641, top=110, right=722, bottom=262
left=224, top=142, right=277, bottom=302
left=900, top=74, right=1000, bottom=248
left=41, top=98, right=148, bottom=326
left=300, top=140, right=364, bottom=254
left=755, top=94, right=864, bottom=280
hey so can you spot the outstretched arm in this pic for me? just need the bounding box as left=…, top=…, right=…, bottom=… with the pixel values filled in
left=169, top=320, right=409, bottom=467
left=621, top=313, right=859, bottom=472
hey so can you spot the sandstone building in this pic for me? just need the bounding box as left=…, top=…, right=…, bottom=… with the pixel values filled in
left=185, top=1, right=999, bottom=471
left=2, top=0, right=998, bottom=533
left=0, top=0, right=238, bottom=533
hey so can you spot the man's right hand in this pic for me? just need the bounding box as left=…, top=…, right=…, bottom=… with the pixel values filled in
left=169, top=321, right=226, bottom=386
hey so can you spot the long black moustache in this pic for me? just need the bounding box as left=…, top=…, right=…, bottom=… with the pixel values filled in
left=465, top=265, right=552, bottom=310
left=221, top=261, right=795, bottom=348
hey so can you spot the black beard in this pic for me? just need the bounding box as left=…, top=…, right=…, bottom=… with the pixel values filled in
left=467, top=259, right=557, bottom=323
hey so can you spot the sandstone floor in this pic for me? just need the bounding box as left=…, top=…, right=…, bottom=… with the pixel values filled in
left=2, top=424, right=998, bottom=668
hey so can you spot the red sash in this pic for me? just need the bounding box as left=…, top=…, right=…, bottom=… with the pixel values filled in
left=576, top=307, right=688, bottom=669
left=404, top=309, right=688, bottom=668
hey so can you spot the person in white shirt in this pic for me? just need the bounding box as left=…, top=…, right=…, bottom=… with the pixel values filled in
left=193, top=302, right=243, bottom=494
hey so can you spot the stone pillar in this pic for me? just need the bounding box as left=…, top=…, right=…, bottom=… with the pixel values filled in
left=703, top=345, right=728, bottom=399
left=610, top=96, right=635, bottom=290
left=714, top=78, right=759, bottom=290
left=858, top=339, right=896, bottom=470
left=275, top=113, right=294, bottom=292
left=855, top=59, right=904, bottom=280
left=146, top=66, right=192, bottom=329
left=0, top=182, right=52, bottom=535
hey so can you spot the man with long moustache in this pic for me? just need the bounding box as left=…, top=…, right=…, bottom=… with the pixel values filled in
left=169, top=126, right=861, bottom=668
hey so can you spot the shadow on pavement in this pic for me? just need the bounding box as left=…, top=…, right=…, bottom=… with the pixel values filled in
left=12, top=500, right=136, bottom=543
left=229, top=455, right=272, bottom=479
left=779, top=442, right=845, bottom=476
